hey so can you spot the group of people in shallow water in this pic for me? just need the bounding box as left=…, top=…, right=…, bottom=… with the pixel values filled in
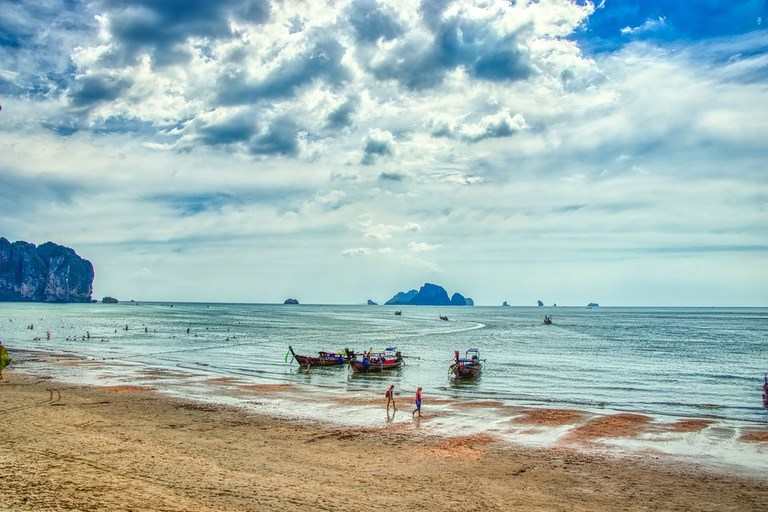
left=384, top=384, right=423, bottom=419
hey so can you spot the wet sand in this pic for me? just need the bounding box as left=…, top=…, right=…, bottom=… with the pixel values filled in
left=1, top=372, right=767, bottom=511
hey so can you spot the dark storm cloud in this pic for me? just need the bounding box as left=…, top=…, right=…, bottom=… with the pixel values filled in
left=216, top=36, right=349, bottom=105
left=347, top=0, right=404, bottom=43
left=369, top=15, right=533, bottom=89
left=248, top=117, right=301, bottom=156
left=0, top=0, right=92, bottom=97
left=196, top=112, right=258, bottom=146
left=68, top=74, right=133, bottom=107
left=325, top=96, right=358, bottom=129
left=99, top=0, right=271, bottom=67
left=361, top=132, right=393, bottom=165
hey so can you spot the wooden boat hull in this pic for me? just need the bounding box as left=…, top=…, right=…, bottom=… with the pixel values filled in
left=289, top=346, right=346, bottom=368
left=294, top=355, right=346, bottom=367
left=349, top=358, right=402, bottom=372
left=452, top=364, right=482, bottom=379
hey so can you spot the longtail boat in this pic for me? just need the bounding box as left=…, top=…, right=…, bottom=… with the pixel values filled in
left=346, top=347, right=403, bottom=372
left=288, top=346, right=348, bottom=368
left=450, top=349, right=482, bottom=379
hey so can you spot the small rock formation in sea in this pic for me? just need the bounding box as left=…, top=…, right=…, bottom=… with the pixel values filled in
left=102, top=296, right=119, bottom=304
left=450, top=292, right=467, bottom=306
left=0, top=237, right=94, bottom=302
left=386, top=283, right=473, bottom=306
left=367, top=299, right=378, bottom=305
left=283, top=298, right=299, bottom=305
left=537, top=300, right=544, bottom=307
left=502, top=300, right=511, bottom=307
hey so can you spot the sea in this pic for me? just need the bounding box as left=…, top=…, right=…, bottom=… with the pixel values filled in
left=2, top=303, right=767, bottom=473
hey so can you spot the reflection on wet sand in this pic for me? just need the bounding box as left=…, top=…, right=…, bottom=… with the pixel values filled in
left=562, top=413, right=652, bottom=444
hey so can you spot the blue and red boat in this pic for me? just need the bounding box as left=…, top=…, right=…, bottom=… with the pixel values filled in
left=450, top=348, right=482, bottom=379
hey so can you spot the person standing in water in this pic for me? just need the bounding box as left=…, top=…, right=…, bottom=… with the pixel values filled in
left=412, top=387, right=423, bottom=418
left=0, top=341, right=11, bottom=381
left=763, top=374, right=768, bottom=408
left=385, top=384, right=396, bottom=413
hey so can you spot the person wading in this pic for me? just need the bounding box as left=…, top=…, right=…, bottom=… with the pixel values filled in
left=385, top=384, right=396, bottom=413
left=0, top=341, right=11, bottom=382
left=412, top=387, right=423, bottom=418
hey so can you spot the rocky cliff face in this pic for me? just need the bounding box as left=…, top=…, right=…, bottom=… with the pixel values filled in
left=0, top=238, right=94, bottom=303
left=386, top=283, right=473, bottom=306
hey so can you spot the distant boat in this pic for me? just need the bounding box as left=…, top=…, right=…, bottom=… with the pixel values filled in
left=439, top=315, right=449, bottom=321
left=587, top=302, right=599, bottom=309
left=537, top=300, right=544, bottom=307
left=394, top=310, right=402, bottom=316
left=543, top=315, right=553, bottom=325
left=450, top=349, right=482, bottom=380
left=347, top=347, right=403, bottom=372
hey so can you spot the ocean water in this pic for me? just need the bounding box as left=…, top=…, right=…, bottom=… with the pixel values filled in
left=2, top=303, right=767, bottom=470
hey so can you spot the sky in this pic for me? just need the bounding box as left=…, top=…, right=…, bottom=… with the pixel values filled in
left=1, top=0, right=767, bottom=306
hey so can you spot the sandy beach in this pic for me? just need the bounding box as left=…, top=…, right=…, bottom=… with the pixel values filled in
left=1, top=371, right=766, bottom=511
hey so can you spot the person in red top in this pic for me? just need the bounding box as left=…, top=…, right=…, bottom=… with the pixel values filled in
left=385, top=384, right=396, bottom=413
left=412, top=387, right=423, bottom=418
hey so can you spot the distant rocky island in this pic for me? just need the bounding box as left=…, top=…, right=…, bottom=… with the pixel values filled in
left=283, top=298, right=299, bottom=305
left=367, top=299, right=377, bottom=305
left=0, top=237, right=94, bottom=303
left=385, top=283, right=474, bottom=306
left=102, top=296, right=119, bottom=304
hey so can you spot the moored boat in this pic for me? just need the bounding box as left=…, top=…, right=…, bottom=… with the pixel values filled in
left=450, top=349, right=482, bottom=379
left=346, top=347, right=403, bottom=372
left=288, top=346, right=348, bottom=368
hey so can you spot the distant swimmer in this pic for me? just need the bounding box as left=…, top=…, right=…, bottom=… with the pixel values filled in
left=186, top=327, right=190, bottom=335
left=144, top=327, right=148, bottom=333
left=385, top=384, right=396, bottom=413
left=46, top=330, right=51, bottom=341
left=124, top=324, right=128, bottom=331
left=86, top=331, right=90, bottom=339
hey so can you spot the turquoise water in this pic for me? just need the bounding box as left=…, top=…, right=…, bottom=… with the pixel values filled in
left=2, top=303, right=766, bottom=424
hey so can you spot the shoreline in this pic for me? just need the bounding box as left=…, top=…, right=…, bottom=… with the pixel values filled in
left=2, top=370, right=767, bottom=511
left=8, top=346, right=768, bottom=477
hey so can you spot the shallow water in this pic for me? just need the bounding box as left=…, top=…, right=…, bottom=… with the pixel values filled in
left=2, top=303, right=767, bottom=471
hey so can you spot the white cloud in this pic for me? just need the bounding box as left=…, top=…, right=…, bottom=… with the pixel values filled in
left=621, top=16, right=667, bottom=36
left=408, top=241, right=440, bottom=253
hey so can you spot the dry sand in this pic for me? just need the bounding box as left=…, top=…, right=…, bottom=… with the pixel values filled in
left=1, top=372, right=767, bottom=511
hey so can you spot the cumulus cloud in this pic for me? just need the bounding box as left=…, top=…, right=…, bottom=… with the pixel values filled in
left=216, top=35, right=349, bottom=105
left=99, top=0, right=271, bottom=67
left=326, top=96, right=358, bottom=129
left=347, top=0, right=404, bottom=43
left=361, top=128, right=395, bottom=165
left=432, top=110, right=527, bottom=143
left=361, top=221, right=420, bottom=240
